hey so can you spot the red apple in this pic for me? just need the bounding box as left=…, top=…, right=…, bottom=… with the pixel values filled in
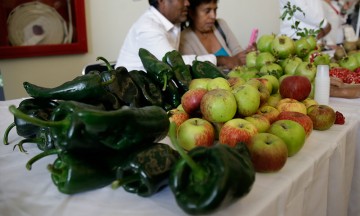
left=248, top=133, right=288, bottom=172
left=181, top=88, right=208, bottom=115
left=200, top=89, right=237, bottom=123
left=277, top=111, right=313, bottom=137
left=307, top=105, right=336, bottom=131
left=257, top=105, right=280, bottom=123
left=219, top=118, right=258, bottom=147
left=168, top=108, right=190, bottom=129
left=177, top=118, right=215, bottom=151
left=268, top=119, right=307, bottom=157
left=276, top=98, right=307, bottom=114
left=279, top=75, right=311, bottom=101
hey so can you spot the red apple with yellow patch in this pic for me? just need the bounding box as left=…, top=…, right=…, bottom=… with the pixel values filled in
left=276, top=98, right=307, bottom=114
left=219, top=118, right=258, bottom=147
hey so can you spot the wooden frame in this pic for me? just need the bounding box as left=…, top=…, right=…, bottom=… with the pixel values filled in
left=0, top=0, right=87, bottom=59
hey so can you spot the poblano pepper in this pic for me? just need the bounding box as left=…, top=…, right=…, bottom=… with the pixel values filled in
left=163, top=79, right=181, bottom=111
left=138, top=48, right=174, bottom=91
left=12, top=127, right=55, bottom=153
left=97, top=56, right=141, bottom=107
left=168, top=122, right=256, bottom=215
left=23, top=72, right=121, bottom=110
left=129, top=70, right=164, bottom=107
left=163, top=50, right=192, bottom=93
left=191, top=58, right=227, bottom=79
left=112, top=142, right=179, bottom=197
left=26, top=149, right=116, bottom=194
left=74, top=105, right=170, bottom=151
left=8, top=101, right=109, bottom=152
left=3, top=98, right=58, bottom=144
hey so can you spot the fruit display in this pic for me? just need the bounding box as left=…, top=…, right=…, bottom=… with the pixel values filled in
left=2, top=47, right=347, bottom=215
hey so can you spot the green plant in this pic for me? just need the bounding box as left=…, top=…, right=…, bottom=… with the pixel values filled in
left=280, top=1, right=322, bottom=38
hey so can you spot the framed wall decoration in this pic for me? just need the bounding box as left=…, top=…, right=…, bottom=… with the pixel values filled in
left=0, top=0, right=87, bottom=59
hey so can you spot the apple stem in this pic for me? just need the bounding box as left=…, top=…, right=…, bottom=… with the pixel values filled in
left=168, top=122, right=207, bottom=181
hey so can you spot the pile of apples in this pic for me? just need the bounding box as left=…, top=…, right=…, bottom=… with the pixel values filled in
left=169, top=73, right=338, bottom=173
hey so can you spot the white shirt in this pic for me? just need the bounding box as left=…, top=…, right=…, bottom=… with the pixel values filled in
left=279, top=0, right=329, bottom=39
left=115, top=6, right=216, bottom=71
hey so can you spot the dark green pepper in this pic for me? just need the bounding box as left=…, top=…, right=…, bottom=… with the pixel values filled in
left=191, top=58, right=227, bottom=79
left=8, top=101, right=109, bottom=152
left=138, top=48, right=174, bottom=91
left=26, top=149, right=116, bottom=194
left=128, top=70, right=163, bottom=107
left=13, top=127, right=55, bottom=153
left=3, top=98, right=58, bottom=147
left=163, top=50, right=192, bottom=93
left=168, top=122, right=255, bottom=215
left=74, top=105, right=170, bottom=151
left=23, top=72, right=120, bottom=110
left=97, top=56, right=141, bottom=107
left=163, top=79, right=181, bottom=111
left=112, top=143, right=179, bottom=197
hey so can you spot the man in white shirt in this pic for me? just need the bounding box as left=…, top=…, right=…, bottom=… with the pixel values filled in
left=279, top=0, right=332, bottom=40
left=115, top=0, right=216, bottom=71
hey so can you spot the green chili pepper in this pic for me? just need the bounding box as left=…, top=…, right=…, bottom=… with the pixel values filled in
left=112, top=143, right=179, bottom=197
left=8, top=101, right=108, bottom=152
left=163, top=79, right=181, bottom=111
left=128, top=70, right=164, bottom=107
left=97, top=56, right=142, bottom=107
left=75, top=105, right=170, bottom=151
left=191, top=58, right=227, bottom=79
left=3, top=98, right=58, bottom=147
left=23, top=72, right=121, bottom=110
left=12, top=127, right=55, bottom=153
left=168, top=122, right=256, bottom=215
left=163, top=50, right=192, bottom=93
left=26, top=149, right=116, bottom=194
left=138, top=48, right=174, bottom=91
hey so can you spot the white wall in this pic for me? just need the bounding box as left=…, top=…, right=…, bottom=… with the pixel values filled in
left=0, top=0, right=280, bottom=100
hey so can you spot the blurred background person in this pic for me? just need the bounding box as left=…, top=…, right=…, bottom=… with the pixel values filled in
left=322, top=0, right=350, bottom=48
left=115, top=0, right=216, bottom=71
left=179, top=0, right=255, bottom=71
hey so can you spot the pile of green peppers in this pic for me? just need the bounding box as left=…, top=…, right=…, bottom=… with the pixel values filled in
left=3, top=51, right=257, bottom=215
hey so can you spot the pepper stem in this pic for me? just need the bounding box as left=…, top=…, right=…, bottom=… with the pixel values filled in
left=162, top=74, right=168, bottom=91
left=26, top=149, right=60, bottom=170
left=3, top=122, right=15, bottom=145
left=168, top=122, right=207, bottom=182
left=111, top=174, right=140, bottom=189
left=47, top=164, right=63, bottom=176
left=9, top=105, right=67, bottom=129
left=13, top=138, right=38, bottom=153
left=96, top=56, right=113, bottom=71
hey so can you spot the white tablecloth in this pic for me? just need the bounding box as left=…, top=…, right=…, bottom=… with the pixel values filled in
left=0, top=98, right=359, bottom=216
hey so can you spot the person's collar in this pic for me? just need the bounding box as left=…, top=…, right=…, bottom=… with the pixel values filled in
left=150, top=6, right=178, bottom=32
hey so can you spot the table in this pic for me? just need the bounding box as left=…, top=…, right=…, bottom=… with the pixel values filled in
left=0, top=98, right=359, bottom=216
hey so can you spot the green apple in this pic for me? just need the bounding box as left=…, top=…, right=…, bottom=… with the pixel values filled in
left=232, top=84, right=261, bottom=117
left=248, top=133, right=288, bottom=172
left=228, top=77, right=246, bottom=90
left=261, top=74, right=279, bottom=94
left=177, top=118, right=215, bottom=151
left=256, top=78, right=273, bottom=95
left=200, top=89, right=237, bottom=123
left=245, top=114, right=271, bottom=133
left=189, top=78, right=211, bottom=90
left=268, top=119, right=306, bottom=157
left=219, top=118, right=258, bottom=147
left=246, top=78, right=270, bottom=105
left=266, top=93, right=282, bottom=108
left=207, top=77, right=231, bottom=91
left=301, top=97, right=318, bottom=109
